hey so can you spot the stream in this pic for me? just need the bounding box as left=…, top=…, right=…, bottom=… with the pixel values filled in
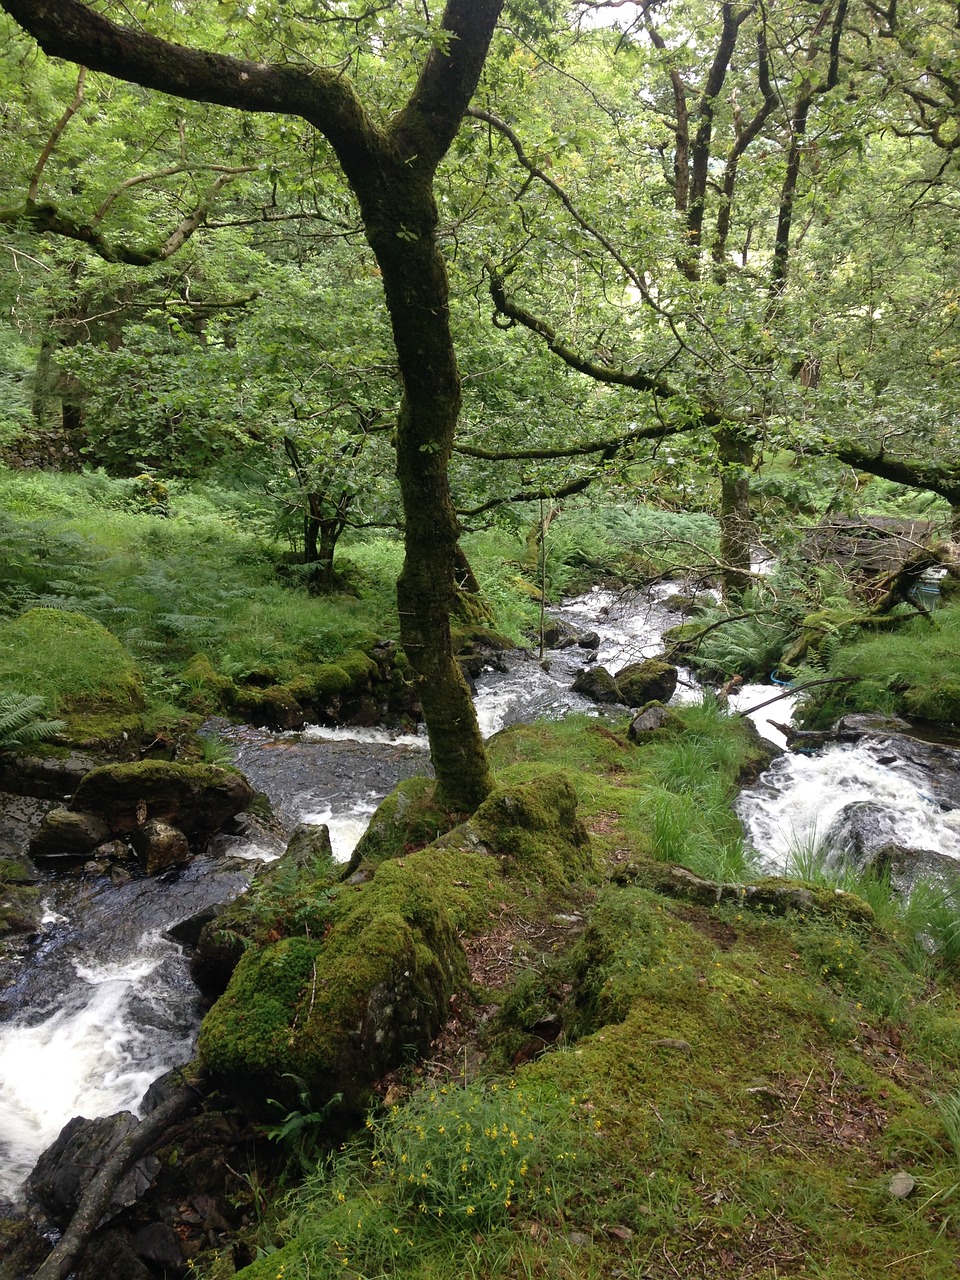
left=2, top=584, right=959, bottom=1202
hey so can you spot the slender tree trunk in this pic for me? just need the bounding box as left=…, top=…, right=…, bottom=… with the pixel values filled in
left=716, top=424, right=755, bottom=601
left=358, top=168, right=492, bottom=811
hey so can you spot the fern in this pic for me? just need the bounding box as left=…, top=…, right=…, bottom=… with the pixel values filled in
left=0, top=691, right=66, bottom=751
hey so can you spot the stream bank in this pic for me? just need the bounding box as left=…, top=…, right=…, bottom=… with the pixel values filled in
left=2, top=584, right=960, bottom=1280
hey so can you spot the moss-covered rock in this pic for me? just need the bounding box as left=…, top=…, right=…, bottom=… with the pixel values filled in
left=198, top=860, right=467, bottom=1111
left=192, top=823, right=339, bottom=998
left=229, top=683, right=305, bottom=730
left=459, top=771, right=594, bottom=891
left=70, top=760, right=254, bottom=839
left=0, top=608, right=144, bottom=718
left=571, top=665, right=622, bottom=705
left=619, top=861, right=875, bottom=926
left=28, top=807, right=111, bottom=864
left=345, top=777, right=456, bottom=876
left=615, top=658, right=678, bottom=707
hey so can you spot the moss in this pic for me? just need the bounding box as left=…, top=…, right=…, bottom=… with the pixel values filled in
left=338, top=649, right=379, bottom=684
left=182, top=654, right=233, bottom=712
left=56, top=711, right=145, bottom=752
left=192, top=830, right=340, bottom=997
left=0, top=883, right=41, bottom=936
left=464, top=770, right=595, bottom=891
left=346, top=776, right=456, bottom=875
left=0, top=608, right=144, bottom=715
left=198, top=860, right=468, bottom=1110
left=229, top=683, right=304, bottom=729
left=0, top=858, right=34, bottom=885
left=310, top=663, right=353, bottom=695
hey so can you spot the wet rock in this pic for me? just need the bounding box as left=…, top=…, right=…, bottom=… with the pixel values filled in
left=26, top=1112, right=138, bottom=1227
left=615, top=658, right=678, bottom=708
left=131, top=818, right=190, bottom=874
left=77, top=1232, right=153, bottom=1280
left=28, top=807, right=111, bottom=864
left=824, top=801, right=960, bottom=894
left=130, top=1221, right=183, bottom=1269
left=571, top=665, right=622, bottom=705
left=0, top=750, right=98, bottom=801
left=663, top=593, right=703, bottom=616
left=542, top=619, right=580, bottom=649
left=835, top=713, right=913, bottom=740
left=628, top=703, right=672, bottom=740
left=578, top=630, right=601, bottom=649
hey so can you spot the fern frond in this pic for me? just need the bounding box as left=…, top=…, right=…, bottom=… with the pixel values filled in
left=0, top=691, right=66, bottom=750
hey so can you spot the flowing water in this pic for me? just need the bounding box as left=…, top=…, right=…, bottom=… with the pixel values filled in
left=2, top=582, right=959, bottom=1200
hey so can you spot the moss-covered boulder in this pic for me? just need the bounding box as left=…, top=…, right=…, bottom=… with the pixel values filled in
left=28, top=807, right=111, bottom=864
left=455, top=771, right=593, bottom=891
left=571, top=665, right=622, bottom=705
left=70, top=760, right=254, bottom=839
left=0, top=609, right=145, bottom=751
left=192, top=823, right=338, bottom=998
left=615, top=658, right=678, bottom=707
left=345, top=777, right=457, bottom=876
left=197, top=860, right=467, bottom=1110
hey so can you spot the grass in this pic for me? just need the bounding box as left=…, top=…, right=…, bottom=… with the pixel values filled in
left=166, top=704, right=960, bottom=1280
left=797, top=601, right=960, bottom=729
left=788, top=838, right=960, bottom=973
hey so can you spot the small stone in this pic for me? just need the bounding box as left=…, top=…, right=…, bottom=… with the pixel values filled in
left=652, top=1037, right=693, bottom=1054
left=565, top=1231, right=592, bottom=1248
left=888, top=1171, right=916, bottom=1199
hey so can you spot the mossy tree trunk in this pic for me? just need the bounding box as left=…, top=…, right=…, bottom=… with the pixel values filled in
left=3, top=0, right=502, bottom=812
left=356, top=165, right=492, bottom=809
left=715, top=424, right=756, bottom=601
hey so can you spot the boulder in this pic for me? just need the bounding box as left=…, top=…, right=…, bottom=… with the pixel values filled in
left=823, top=800, right=960, bottom=894
left=130, top=818, right=190, bottom=874
left=628, top=703, right=673, bottom=740
left=28, top=807, right=111, bottom=865
left=0, top=750, right=98, bottom=801
left=71, top=761, right=254, bottom=841
left=26, top=1112, right=139, bottom=1227
left=615, top=658, right=678, bottom=708
left=542, top=619, right=581, bottom=649
left=198, top=861, right=467, bottom=1111
left=191, top=822, right=338, bottom=999
left=571, top=665, right=622, bottom=705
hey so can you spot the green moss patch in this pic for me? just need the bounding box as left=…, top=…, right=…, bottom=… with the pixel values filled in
left=0, top=608, right=144, bottom=718
left=198, top=861, right=467, bottom=1110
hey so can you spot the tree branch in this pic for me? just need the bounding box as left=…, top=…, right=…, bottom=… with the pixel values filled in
left=2, top=169, right=256, bottom=264
left=28, top=65, right=87, bottom=203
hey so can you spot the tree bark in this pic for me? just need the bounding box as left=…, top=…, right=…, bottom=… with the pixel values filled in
left=715, top=424, right=756, bottom=600
left=358, top=166, right=492, bottom=808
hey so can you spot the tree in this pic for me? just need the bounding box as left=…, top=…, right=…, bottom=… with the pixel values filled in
left=2, top=0, right=506, bottom=811
left=476, top=0, right=863, bottom=598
